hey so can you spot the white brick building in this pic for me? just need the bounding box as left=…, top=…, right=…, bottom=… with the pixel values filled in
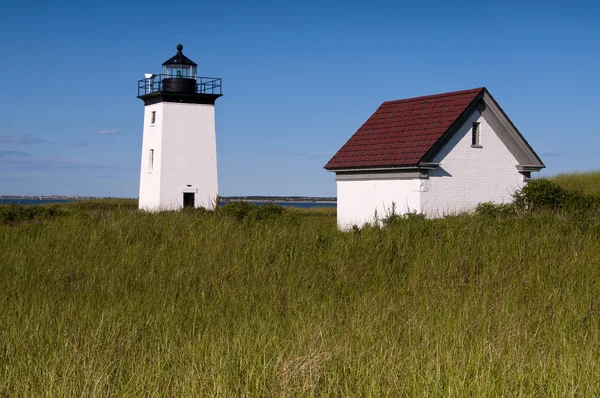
left=325, top=88, right=544, bottom=230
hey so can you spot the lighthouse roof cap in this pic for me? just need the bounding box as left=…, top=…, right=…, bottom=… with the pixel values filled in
left=162, top=44, right=198, bottom=67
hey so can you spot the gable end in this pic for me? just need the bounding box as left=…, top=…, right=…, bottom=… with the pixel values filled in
left=420, top=88, right=545, bottom=170
left=419, top=90, right=485, bottom=163
left=480, top=90, right=545, bottom=169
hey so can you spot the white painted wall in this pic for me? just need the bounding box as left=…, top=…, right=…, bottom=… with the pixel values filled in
left=138, top=103, right=163, bottom=209
left=420, top=111, right=524, bottom=217
left=139, top=102, right=218, bottom=211
left=336, top=178, right=422, bottom=230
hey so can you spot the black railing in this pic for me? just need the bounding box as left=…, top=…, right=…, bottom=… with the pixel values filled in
left=138, top=75, right=222, bottom=96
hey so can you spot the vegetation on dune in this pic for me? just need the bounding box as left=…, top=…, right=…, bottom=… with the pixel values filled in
left=513, top=178, right=600, bottom=213
left=1, top=175, right=600, bottom=395
left=550, top=170, right=600, bottom=196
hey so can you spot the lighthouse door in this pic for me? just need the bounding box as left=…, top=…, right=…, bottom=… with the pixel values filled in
left=183, top=192, right=195, bottom=208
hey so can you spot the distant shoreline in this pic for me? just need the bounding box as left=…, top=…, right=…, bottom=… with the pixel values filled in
left=0, top=196, right=102, bottom=200
left=1, top=197, right=337, bottom=204
left=221, top=199, right=336, bottom=204
left=1, top=196, right=337, bottom=203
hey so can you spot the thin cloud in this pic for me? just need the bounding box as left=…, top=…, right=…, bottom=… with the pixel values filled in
left=0, top=133, right=53, bottom=145
left=0, top=150, right=30, bottom=157
left=540, top=150, right=558, bottom=157
left=94, top=129, right=121, bottom=135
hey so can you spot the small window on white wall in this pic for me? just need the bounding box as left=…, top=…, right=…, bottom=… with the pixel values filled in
left=151, top=111, right=156, bottom=125
left=149, top=149, right=154, bottom=171
left=471, top=122, right=481, bottom=147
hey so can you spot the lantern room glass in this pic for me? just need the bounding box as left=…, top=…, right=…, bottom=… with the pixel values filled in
left=163, top=64, right=196, bottom=79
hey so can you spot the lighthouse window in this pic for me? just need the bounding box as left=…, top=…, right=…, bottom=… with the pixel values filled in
left=149, top=149, right=154, bottom=172
left=151, top=111, right=156, bottom=125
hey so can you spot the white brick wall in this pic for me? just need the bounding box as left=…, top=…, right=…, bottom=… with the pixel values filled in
left=139, top=102, right=218, bottom=211
left=336, top=178, right=421, bottom=230
left=138, top=103, right=163, bottom=210
left=420, top=111, right=524, bottom=217
left=159, top=103, right=218, bottom=210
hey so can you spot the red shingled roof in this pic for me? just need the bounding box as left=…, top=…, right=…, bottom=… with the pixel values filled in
left=325, top=87, right=485, bottom=170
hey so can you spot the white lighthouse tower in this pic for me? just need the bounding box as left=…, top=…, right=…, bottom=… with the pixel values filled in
left=137, top=44, right=222, bottom=210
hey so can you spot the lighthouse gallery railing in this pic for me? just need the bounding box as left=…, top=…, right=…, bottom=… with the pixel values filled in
left=138, top=75, right=222, bottom=96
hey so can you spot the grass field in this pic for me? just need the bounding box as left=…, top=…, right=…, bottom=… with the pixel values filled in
left=1, top=173, right=600, bottom=396
left=549, top=170, right=600, bottom=196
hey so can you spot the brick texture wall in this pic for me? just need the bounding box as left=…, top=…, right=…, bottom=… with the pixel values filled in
left=420, top=111, right=524, bottom=217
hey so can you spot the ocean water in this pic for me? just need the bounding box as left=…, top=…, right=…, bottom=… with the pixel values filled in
left=0, top=199, right=337, bottom=208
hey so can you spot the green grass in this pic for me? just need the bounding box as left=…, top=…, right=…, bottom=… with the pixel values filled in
left=550, top=171, right=600, bottom=196
left=1, top=180, right=600, bottom=396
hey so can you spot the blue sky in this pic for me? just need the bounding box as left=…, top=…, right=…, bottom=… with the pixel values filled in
left=0, top=0, right=598, bottom=197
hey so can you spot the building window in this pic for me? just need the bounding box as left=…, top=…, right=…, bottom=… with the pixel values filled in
left=472, top=122, right=481, bottom=147
left=149, top=149, right=154, bottom=171
left=151, top=111, right=156, bottom=125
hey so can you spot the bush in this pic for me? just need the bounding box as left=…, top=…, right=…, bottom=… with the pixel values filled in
left=220, top=201, right=256, bottom=220
left=247, top=203, right=286, bottom=221
left=0, top=204, right=68, bottom=225
left=513, top=179, right=600, bottom=212
left=474, top=202, right=516, bottom=218
left=220, top=201, right=286, bottom=222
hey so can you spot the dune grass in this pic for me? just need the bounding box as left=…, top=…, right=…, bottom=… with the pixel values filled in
left=1, top=183, right=600, bottom=396
left=549, top=171, right=600, bottom=196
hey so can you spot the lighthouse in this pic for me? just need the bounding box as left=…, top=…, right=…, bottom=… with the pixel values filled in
left=137, top=44, right=222, bottom=210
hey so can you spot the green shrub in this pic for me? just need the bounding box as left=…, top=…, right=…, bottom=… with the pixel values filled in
left=220, top=201, right=255, bottom=220
left=474, top=202, right=516, bottom=218
left=513, top=179, right=599, bottom=212
left=0, top=204, right=68, bottom=225
left=220, top=201, right=286, bottom=222
left=247, top=203, right=286, bottom=221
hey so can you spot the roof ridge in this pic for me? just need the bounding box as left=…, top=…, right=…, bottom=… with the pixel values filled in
left=324, top=87, right=486, bottom=170
left=383, top=87, right=484, bottom=105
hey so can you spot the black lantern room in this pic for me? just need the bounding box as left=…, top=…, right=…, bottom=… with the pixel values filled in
left=163, top=44, right=197, bottom=78
left=138, top=44, right=222, bottom=105
left=162, top=44, right=197, bottom=93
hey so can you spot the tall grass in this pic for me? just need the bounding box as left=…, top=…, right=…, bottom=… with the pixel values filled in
left=550, top=171, right=600, bottom=196
left=1, top=187, right=600, bottom=395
